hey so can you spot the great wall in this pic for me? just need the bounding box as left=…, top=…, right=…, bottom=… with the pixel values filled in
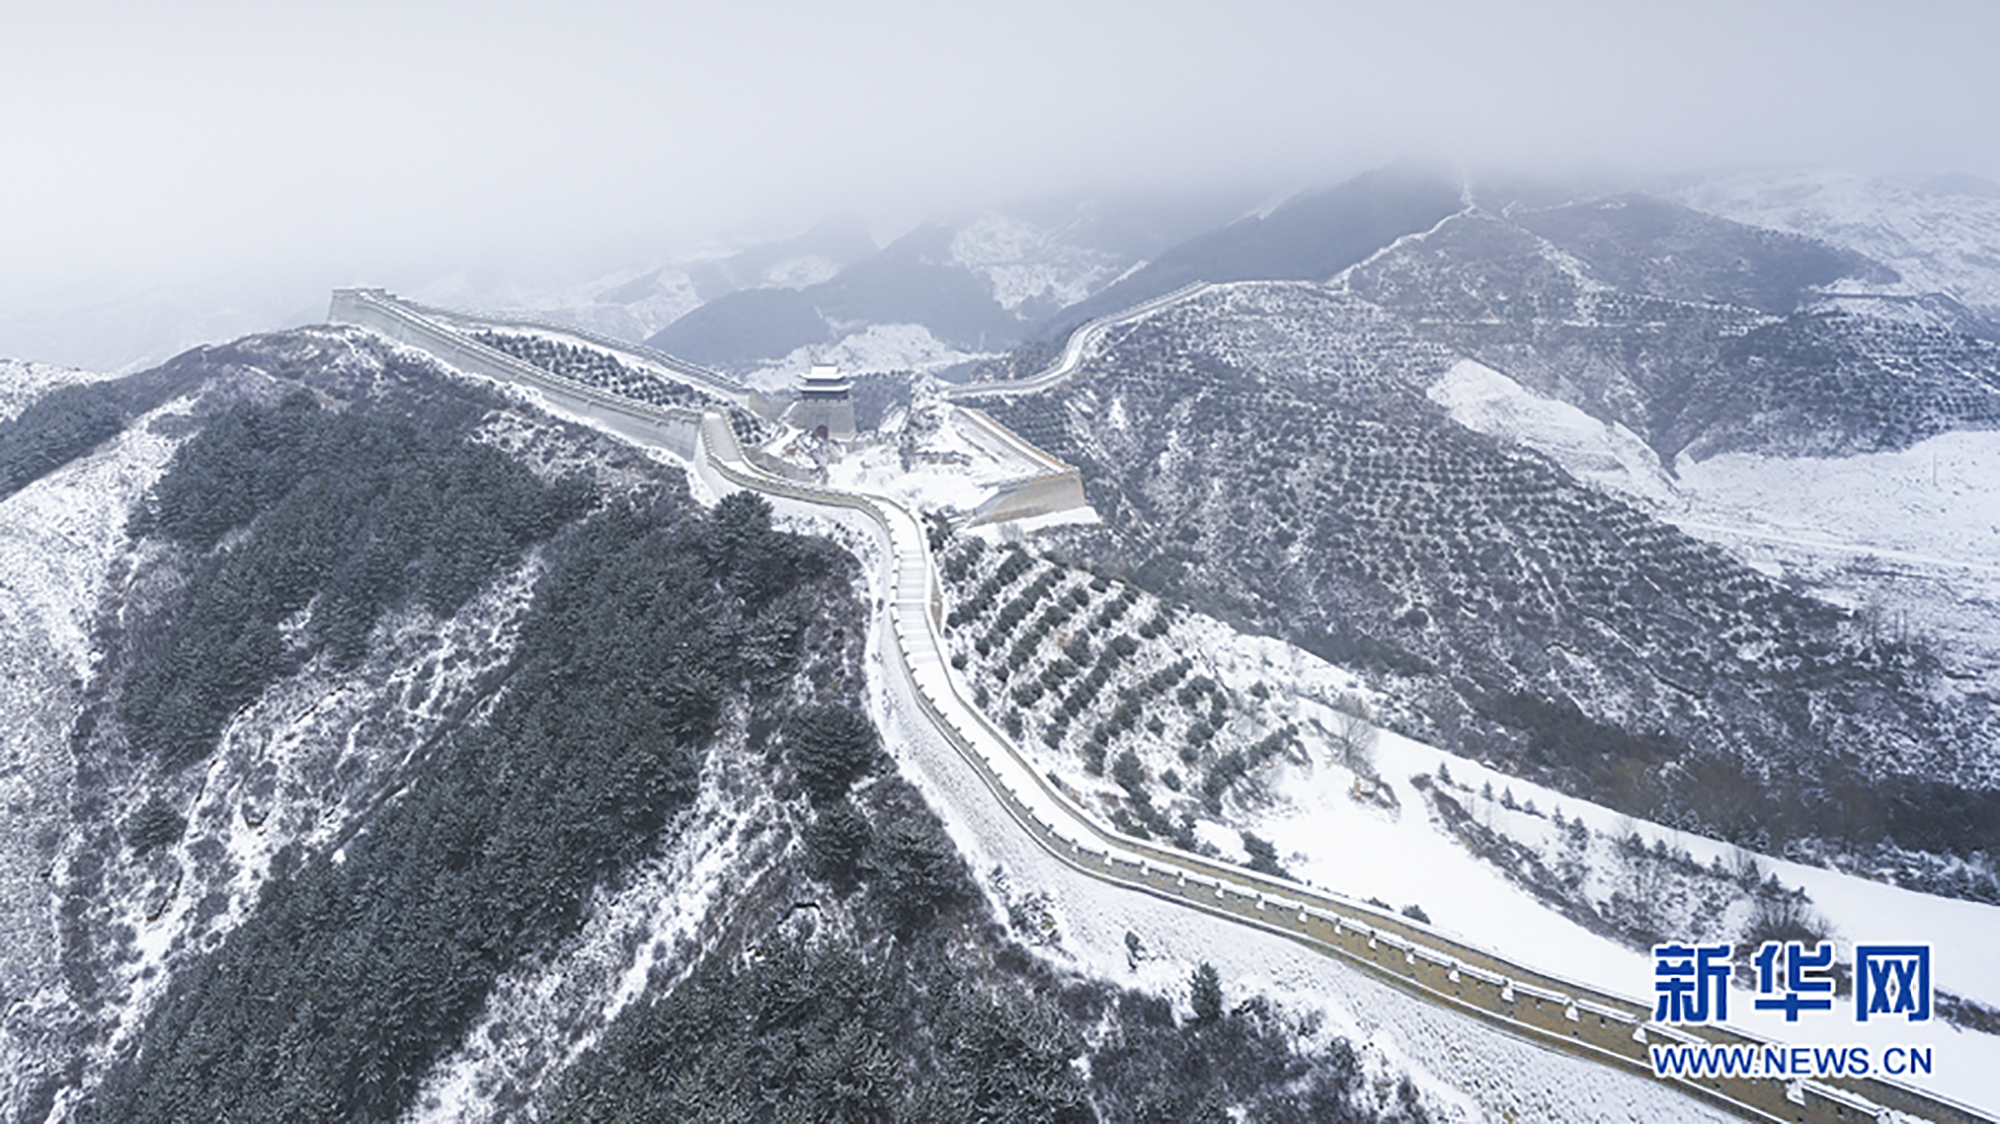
left=328, top=285, right=1994, bottom=1124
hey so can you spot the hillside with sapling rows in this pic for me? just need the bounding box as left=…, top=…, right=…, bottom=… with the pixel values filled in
left=0, top=326, right=1447, bottom=1124
left=976, top=282, right=2000, bottom=894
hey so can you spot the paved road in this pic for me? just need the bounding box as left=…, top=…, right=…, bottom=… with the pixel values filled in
left=342, top=293, right=1991, bottom=1124
left=941, top=282, right=1212, bottom=400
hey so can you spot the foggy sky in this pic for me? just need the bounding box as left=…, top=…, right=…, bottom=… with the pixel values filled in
left=3, top=0, right=1997, bottom=307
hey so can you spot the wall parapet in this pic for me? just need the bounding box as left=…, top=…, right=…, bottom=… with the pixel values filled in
left=331, top=287, right=748, bottom=405
left=368, top=290, right=750, bottom=400
left=944, top=280, right=1211, bottom=401
left=329, top=287, right=706, bottom=459
left=326, top=287, right=1991, bottom=1124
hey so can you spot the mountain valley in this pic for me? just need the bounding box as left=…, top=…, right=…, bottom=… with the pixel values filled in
left=4, top=163, right=2000, bottom=1123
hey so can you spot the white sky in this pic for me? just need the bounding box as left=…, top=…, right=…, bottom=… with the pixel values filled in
left=2, top=0, right=1997, bottom=303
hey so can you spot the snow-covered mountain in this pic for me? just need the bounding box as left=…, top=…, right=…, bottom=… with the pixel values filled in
left=1670, top=168, right=2000, bottom=324
left=929, top=527, right=2000, bottom=1113
left=646, top=192, right=1255, bottom=382
left=961, top=169, right=2000, bottom=910
left=1040, top=163, right=1467, bottom=336
left=403, top=216, right=881, bottom=350
left=0, top=329, right=1475, bottom=1124
left=0, top=280, right=331, bottom=377
left=0, top=359, right=121, bottom=420
left=8, top=162, right=2000, bottom=1123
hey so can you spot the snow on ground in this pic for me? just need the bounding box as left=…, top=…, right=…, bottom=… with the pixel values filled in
left=977, top=503, right=1102, bottom=537
left=743, top=323, right=992, bottom=392
left=1671, top=429, right=2000, bottom=578
left=872, top=555, right=1742, bottom=1123
left=97, top=550, right=548, bottom=1091
left=1809, top=290, right=1984, bottom=328
left=1673, top=168, right=2000, bottom=317
left=1667, top=431, right=2000, bottom=705
left=949, top=212, right=1124, bottom=312
left=1432, top=354, right=2000, bottom=694
left=1427, top=358, right=1680, bottom=506
left=0, top=357, right=123, bottom=422
left=1425, top=345, right=2000, bottom=576
left=930, top=517, right=2000, bottom=1113
left=861, top=363, right=2000, bottom=1111
left=0, top=394, right=187, bottom=678
left=1179, top=625, right=2000, bottom=1115
left=816, top=399, right=1050, bottom=518
left=821, top=438, right=997, bottom=514
left=588, top=428, right=1667, bottom=1121
left=759, top=252, right=842, bottom=290
left=0, top=392, right=190, bottom=1117
left=420, top=339, right=1997, bottom=1118
left=408, top=706, right=801, bottom=1123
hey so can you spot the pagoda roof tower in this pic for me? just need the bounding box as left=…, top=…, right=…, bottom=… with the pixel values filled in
left=782, top=362, right=856, bottom=441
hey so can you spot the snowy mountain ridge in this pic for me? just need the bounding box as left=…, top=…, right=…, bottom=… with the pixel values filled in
left=948, top=211, right=1129, bottom=313
left=1672, top=168, right=2000, bottom=323
left=0, top=359, right=122, bottom=422
left=8, top=163, right=2000, bottom=1123
left=0, top=329, right=1504, bottom=1124
left=469, top=302, right=2000, bottom=1117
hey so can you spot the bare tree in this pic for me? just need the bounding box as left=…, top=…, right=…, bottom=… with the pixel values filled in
left=1329, top=691, right=1379, bottom=778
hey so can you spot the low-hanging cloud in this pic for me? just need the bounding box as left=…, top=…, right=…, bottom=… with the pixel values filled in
left=2, top=0, right=1994, bottom=306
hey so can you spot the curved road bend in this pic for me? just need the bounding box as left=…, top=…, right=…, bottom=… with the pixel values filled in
left=340, top=292, right=1991, bottom=1124
left=687, top=414, right=1984, bottom=1124
left=941, top=281, right=1212, bottom=400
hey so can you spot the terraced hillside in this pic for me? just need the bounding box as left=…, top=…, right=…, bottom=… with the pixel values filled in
left=974, top=283, right=2000, bottom=888
left=934, top=537, right=1289, bottom=847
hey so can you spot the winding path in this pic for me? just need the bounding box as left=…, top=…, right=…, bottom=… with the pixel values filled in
left=330, top=289, right=1991, bottom=1124
left=941, top=282, right=1212, bottom=400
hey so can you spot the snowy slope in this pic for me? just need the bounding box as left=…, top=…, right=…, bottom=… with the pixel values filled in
left=0, top=357, right=121, bottom=421
left=1427, top=357, right=1679, bottom=506
left=0, top=390, right=190, bottom=1117
left=333, top=299, right=1993, bottom=1119
left=1671, top=431, right=2000, bottom=581
left=449, top=341, right=1733, bottom=1122
left=1670, top=431, right=2000, bottom=705
left=407, top=709, right=808, bottom=1122
left=1431, top=355, right=2000, bottom=701
left=1674, top=169, right=2000, bottom=318
left=804, top=506, right=1738, bottom=1124
left=661, top=196, right=1248, bottom=378
left=986, top=589, right=2000, bottom=1113
left=949, top=211, right=1127, bottom=313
